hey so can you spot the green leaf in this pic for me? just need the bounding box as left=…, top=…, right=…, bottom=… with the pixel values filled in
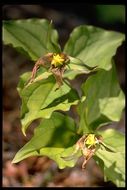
left=12, top=112, right=80, bottom=169
left=64, top=25, right=125, bottom=70
left=78, top=63, right=125, bottom=134
left=95, top=129, right=125, bottom=187
left=64, top=56, right=96, bottom=80
left=18, top=72, right=80, bottom=136
left=3, top=19, right=61, bottom=61
left=98, top=128, right=125, bottom=153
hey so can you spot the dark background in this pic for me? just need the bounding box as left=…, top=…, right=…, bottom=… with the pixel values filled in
left=2, top=4, right=125, bottom=187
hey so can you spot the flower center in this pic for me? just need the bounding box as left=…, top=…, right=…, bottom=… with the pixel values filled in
left=85, top=134, right=98, bottom=148
left=51, top=53, right=65, bottom=67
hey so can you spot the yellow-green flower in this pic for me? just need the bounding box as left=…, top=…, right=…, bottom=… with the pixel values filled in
left=51, top=53, right=65, bottom=67
left=85, top=134, right=98, bottom=148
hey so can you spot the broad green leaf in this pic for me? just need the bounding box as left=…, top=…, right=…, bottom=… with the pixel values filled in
left=64, top=25, right=125, bottom=70
left=64, top=56, right=97, bottom=80
left=95, top=129, right=125, bottom=187
left=98, top=128, right=125, bottom=153
left=12, top=112, right=81, bottom=169
left=18, top=72, right=80, bottom=135
left=3, top=19, right=61, bottom=61
left=78, top=63, right=125, bottom=134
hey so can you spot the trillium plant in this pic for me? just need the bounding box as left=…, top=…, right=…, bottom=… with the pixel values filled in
left=3, top=19, right=125, bottom=187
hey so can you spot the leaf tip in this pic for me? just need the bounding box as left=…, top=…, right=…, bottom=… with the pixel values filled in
left=11, top=157, right=18, bottom=164
left=22, top=128, right=27, bottom=137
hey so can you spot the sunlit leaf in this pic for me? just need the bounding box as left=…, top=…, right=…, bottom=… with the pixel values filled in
left=12, top=112, right=81, bottom=169
left=64, top=56, right=96, bottom=79
left=95, top=129, right=125, bottom=187
left=78, top=63, right=125, bottom=133
left=18, top=72, right=80, bottom=135
left=3, top=19, right=61, bottom=60
left=64, top=25, right=125, bottom=71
